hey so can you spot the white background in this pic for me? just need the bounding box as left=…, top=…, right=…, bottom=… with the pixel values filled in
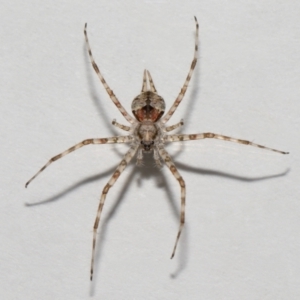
left=1, top=1, right=299, bottom=299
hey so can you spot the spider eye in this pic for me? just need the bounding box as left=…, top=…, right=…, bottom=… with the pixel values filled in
left=140, top=140, right=154, bottom=151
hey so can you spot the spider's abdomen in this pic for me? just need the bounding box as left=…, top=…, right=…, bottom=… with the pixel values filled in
left=132, top=91, right=165, bottom=122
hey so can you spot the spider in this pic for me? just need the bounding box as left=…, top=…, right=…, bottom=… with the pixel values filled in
left=26, top=17, right=288, bottom=280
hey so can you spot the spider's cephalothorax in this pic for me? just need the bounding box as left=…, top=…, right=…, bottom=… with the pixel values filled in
left=132, top=72, right=166, bottom=153
left=26, top=17, right=288, bottom=281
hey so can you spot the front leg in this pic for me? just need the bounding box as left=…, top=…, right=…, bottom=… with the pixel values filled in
left=112, top=119, right=131, bottom=132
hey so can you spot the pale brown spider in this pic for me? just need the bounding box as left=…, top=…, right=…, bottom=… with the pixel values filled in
left=26, top=17, right=288, bottom=280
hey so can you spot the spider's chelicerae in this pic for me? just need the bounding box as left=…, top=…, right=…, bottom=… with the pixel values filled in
left=26, top=17, right=289, bottom=280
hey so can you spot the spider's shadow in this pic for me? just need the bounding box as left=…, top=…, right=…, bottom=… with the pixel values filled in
left=25, top=148, right=289, bottom=292
left=90, top=153, right=178, bottom=294
left=168, top=162, right=289, bottom=279
left=86, top=152, right=289, bottom=291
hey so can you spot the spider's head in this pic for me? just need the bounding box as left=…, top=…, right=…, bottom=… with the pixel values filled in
left=141, top=140, right=154, bottom=152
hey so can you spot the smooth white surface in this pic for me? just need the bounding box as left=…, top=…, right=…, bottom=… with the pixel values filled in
left=1, top=1, right=299, bottom=299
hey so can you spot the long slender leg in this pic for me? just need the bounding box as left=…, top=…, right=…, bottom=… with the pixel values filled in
left=146, top=70, right=157, bottom=93
left=161, top=17, right=199, bottom=124
left=25, top=136, right=133, bottom=187
left=157, top=146, right=186, bottom=259
left=84, top=24, right=135, bottom=124
left=164, top=133, right=289, bottom=154
left=112, top=119, right=131, bottom=132
left=164, top=119, right=184, bottom=132
left=153, top=148, right=162, bottom=167
left=90, top=144, right=139, bottom=280
left=136, top=148, right=144, bottom=166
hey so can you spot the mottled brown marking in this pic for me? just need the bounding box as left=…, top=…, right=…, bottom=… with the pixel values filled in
left=83, top=139, right=92, bottom=145
left=179, top=178, right=185, bottom=188
left=52, top=154, right=62, bottom=161
left=189, top=134, right=196, bottom=140
left=205, top=133, right=215, bottom=138
left=191, top=59, right=197, bottom=70
left=239, top=140, right=249, bottom=145
left=180, top=213, right=185, bottom=223
left=113, top=171, right=120, bottom=179
left=92, top=62, right=100, bottom=74
left=100, top=138, right=108, bottom=143
left=121, top=159, right=127, bottom=166
left=170, top=165, right=176, bottom=173
left=103, top=184, right=111, bottom=194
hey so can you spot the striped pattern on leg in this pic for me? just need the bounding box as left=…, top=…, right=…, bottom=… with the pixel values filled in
left=157, top=146, right=186, bottom=259
left=84, top=24, right=135, bottom=124
left=112, top=119, right=131, bottom=132
left=164, top=119, right=184, bottom=132
left=161, top=16, right=199, bottom=124
left=25, top=136, right=133, bottom=188
left=90, top=144, right=139, bottom=280
left=164, top=132, right=289, bottom=154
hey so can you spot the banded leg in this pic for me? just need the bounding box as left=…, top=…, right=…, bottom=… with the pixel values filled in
left=153, top=148, right=162, bottom=167
left=164, top=119, right=184, bottom=132
left=164, top=133, right=289, bottom=154
left=90, top=144, right=139, bottom=280
left=161, top=17, right=199, bottom=124
left=25, top=136, right=133, bottom=187
left=136, top=148, right=144, bottom=166
left=84, top=24, right=135, bottom=124
left=112, top=119, right=131, bottom=132
left=157, top=146, right=186, bottom=259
